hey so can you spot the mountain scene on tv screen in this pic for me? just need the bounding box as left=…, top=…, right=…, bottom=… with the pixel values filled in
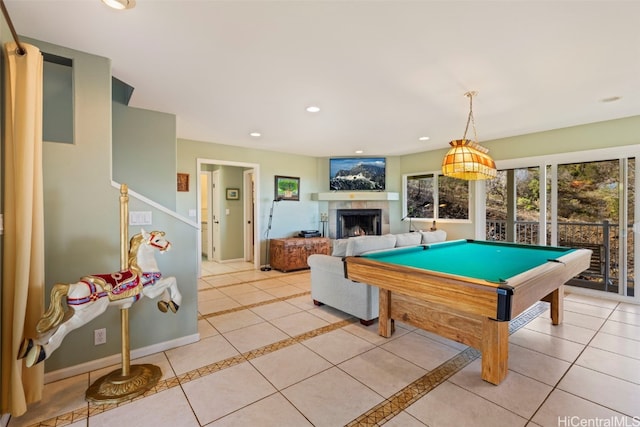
left=330, top=161, right=385, bottom=191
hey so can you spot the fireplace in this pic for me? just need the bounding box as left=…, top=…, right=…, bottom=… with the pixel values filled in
left=336, top=209, right=382, bottom=239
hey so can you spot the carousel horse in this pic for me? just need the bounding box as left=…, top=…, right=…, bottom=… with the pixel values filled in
left=18, top=229, right=182, bottom=367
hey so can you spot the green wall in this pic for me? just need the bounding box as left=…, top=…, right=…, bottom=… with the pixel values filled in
left=177, top=139, right=326, bottom=265
left=400, top=116, right=640, bottom=175
left=19, top=37, right=198, bottom=373
left=398, top=115, right=640, bottom=239
left=42, top=60, right=73, bottom=144
left=184, top=150, right=406, bottom=263
left=45, top=200, right=198, bottom=370
left=488, top=116, right=640, bottom=161
left=112, top=102, right=177, bottom=209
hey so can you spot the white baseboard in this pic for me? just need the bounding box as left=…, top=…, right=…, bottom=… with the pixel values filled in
left=43, top=333, right=199, bottom=384
left=218, top=258, right=245, bottom=264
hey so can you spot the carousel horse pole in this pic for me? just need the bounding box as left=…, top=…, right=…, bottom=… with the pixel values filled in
left=119, top=183, right=131, bottom=378
left=17, top=183, right=181, bottom=402
left=85, top=183, right=162, bottom=403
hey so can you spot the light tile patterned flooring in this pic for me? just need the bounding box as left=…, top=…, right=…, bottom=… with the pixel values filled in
left=7, top=261, right=640, bottom=427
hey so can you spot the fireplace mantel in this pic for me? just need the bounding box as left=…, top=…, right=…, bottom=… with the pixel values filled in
left=311, top=192, right=399, bottom=201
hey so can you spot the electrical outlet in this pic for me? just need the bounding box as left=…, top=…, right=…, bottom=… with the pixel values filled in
left=94, top=328, right=106, bottom=345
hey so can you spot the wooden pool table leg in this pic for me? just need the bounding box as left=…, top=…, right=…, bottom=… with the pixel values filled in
left=481, top=318, right=509, bottom=385
left=541, top=284, right=564, bottom=325
left=550, top=285, right=564, bottom=325
left=379, top=288, right=394, bottom=338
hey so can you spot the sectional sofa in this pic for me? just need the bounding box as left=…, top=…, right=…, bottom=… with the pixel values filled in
left=307, top=229, right=447, bottom=324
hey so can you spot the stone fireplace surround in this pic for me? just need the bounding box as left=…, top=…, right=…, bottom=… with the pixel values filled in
left=327, top=201, right=390, bottom=240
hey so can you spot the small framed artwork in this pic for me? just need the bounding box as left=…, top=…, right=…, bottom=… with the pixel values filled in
left=275, top=175, right=300, bottom=201
left=177, top=173, right=189, bottom=192
left=226, top=188, right=240, bottom=200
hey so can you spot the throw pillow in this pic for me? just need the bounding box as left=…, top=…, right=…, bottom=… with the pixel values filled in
left=395, top=232, right=422, bottom=247
left=419, top=229, right=447, bottom=244
left=331, top=239, right=349, bottom=257
left=346, top=234, right=397, bottom=256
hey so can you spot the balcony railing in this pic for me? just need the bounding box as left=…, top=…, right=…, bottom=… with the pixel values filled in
left=486, top=220, right=634, bottom=296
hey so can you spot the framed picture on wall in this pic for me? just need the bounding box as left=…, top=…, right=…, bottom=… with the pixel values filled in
left=177, top=173, right=189, bottom=192
left=275, top=175, right=300, bottom=201
left=226, top=188, right=240, bottom=200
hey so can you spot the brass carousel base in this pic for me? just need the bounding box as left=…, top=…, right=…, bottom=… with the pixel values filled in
left=86, top=363, right=162, bottom=405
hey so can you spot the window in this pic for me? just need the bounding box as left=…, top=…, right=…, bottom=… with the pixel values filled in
left=486, top=167, right=540, bottom=243
left=404, top=173, right=469, bottom=220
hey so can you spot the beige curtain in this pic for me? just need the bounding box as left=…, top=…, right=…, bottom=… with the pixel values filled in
left=1, top=41, right=45, bottom=416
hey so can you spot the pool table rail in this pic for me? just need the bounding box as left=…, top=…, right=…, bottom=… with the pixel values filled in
left=343, top=244, right=592, bottom=385
left=507, top=248, right=592, bottom=319
left=344, top=257, right=508, bottom=320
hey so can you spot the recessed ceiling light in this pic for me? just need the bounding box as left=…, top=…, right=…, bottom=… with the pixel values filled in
left=101, top=0, right=136, bottom=10
left=306, top=106, right=320, bottom=113
left=601, top=96, right=621, bottom=103
left=418, top=136, right=430, bottom=141
left=355, top=150, right=364, bottom=154
left=249, top=132, right=261, bottom=137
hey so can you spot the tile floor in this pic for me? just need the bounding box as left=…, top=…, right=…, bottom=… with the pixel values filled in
left=6, top=261, right=640, bottom=427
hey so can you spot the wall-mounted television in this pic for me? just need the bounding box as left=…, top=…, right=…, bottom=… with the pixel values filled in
left=329, top=157, right=386, bottom=191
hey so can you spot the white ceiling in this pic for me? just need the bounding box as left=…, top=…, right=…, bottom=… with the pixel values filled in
left=5, top=0, right=640, bottom=157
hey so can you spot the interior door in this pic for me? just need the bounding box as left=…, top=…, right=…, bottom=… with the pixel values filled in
left=243, top=169, right=255, bottom=262
left=200, top=172, right=211, bottom=258
left=211, top=170, right=221, bottom=262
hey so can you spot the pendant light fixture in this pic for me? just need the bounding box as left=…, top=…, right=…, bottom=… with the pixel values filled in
left=442, top=91, right=496, bottom=180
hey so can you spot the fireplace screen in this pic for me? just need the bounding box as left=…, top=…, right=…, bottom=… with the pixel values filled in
left=336, top=209, right=382, bottom=238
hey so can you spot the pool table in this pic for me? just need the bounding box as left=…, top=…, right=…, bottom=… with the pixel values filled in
left=343, top=239, right=592, bottom=385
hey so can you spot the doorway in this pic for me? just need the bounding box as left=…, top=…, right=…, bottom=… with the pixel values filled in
left=553, top=159, right=635, bottom=297
left=243, top=169, right=255, bottom=263
left=200, top=171, right=212, bottom=260
left=196, top=159, right=261, bottom=278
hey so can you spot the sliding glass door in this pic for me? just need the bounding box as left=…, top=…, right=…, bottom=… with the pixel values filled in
left=485, top=156, right=635, bottom=298
left=486, top=167, right=541, bottom=244
left=553, top=159, right=634, bottom=297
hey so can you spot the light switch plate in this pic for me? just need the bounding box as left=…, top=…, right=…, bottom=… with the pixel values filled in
left=129, top=211, right=152, bottom=225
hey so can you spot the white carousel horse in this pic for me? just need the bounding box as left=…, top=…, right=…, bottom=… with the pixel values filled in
left=18, top=229, right=181, bottom=367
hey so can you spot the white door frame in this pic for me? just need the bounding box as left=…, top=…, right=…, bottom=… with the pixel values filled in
left=196, top=158, right=261, bottom=275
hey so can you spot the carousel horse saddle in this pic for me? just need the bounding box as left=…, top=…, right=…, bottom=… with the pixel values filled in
left=82, top=270, right=142, bottom=302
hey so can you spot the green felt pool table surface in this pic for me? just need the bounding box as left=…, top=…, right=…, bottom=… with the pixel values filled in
left=362, top=239, right=576, bottom=284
